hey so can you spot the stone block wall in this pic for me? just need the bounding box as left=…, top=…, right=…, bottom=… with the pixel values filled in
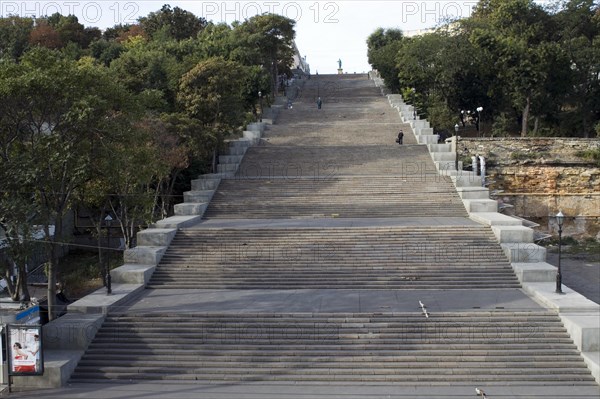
left=458, top=138, right=600, bottom=239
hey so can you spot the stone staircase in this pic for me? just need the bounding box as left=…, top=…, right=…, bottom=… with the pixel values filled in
left=64, top=74, right=598, bottom=393
left=70, top=312, right=596, bottom=385
left=146, top=226, right=519, bottom=289
left=204, top=176, right=467, bottom=219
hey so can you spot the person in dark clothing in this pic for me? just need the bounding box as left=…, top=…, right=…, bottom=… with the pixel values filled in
left=438, top=131, right=447, bottom=144
left=317, top=97, right=322, bottom=109
left=397, top=130, right=404, bottom=145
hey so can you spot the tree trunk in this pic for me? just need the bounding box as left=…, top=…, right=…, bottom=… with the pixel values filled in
left=97, top=223, right=104, bottom=275
left=521, top=96, right=531, bottom=137
left=582, top=114, right=589, bottom=138
left=45, top=222, right=57, bottom=321
left=5, top=268, right=17, bottom=300
left=211, top=147, right=217, bottom=174
left=17, top=262, right=30, bottom=301
left=533, top=116, right=539, bottom=135
left=46, top=214, right=63, bottom=321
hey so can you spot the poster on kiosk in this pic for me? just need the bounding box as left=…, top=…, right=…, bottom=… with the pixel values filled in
left=7, top=324, right=43, bottom=376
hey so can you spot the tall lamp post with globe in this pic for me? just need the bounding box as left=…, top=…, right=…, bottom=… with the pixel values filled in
left=476, top=106, right=483, bottom=136
left=454, top=124, right=459, bottom=171
left=555, top=211, right=565, bottom=294
left=258, top=91, right=263, bottom=122
left=104, top=214, right=113, bottom=295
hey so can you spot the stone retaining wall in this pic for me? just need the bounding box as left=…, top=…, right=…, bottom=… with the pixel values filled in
left=459, top=138, right=600, bottom=239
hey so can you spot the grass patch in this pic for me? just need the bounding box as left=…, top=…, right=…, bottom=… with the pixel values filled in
left=575, top=148, right=600, bottom=166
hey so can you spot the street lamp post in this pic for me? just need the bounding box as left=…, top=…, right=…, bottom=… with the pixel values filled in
left=104, top=214, right=113, bottom=295
left=258, top=91, right=263, bottom=122
left=454, top=123, right=459, bottom=171
left=476, top=106, right=483, bottom=136
left=555, top=211, right=565, bottom=294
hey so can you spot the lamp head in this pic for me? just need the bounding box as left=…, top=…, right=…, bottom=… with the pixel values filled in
left=477, top=106, right=483, bottom=112
left=258, top=91, right=262, bottom=98
left=556, top=210, right=564, bottom=227
left=454, top=124, right=459, bottom=132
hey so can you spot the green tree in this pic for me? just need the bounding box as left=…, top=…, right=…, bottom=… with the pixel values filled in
left=109, top=43, right=179, bottom=109
left=28, top=20, right=63, bottom=49
left=554, top=0, right=600, bottom=137
left=178, top=56, right=251, bottom=171
left=468, top=0, right=559, bottom=136
left=0, top=48, right=132, bottom=319
left=235, top=14, right=296, bottom=95
left=367, top=28, right=404, bottom=92
left=0, top=175, right=39, bottom=301
left=139, top=4, right=207, bottom=41
left=0, top=16, right=33, bottom=60
left=89, top=38, right=124, bottom=66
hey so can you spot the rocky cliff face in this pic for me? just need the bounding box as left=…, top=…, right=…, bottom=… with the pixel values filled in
left=459, top=138, right=600, bottom=239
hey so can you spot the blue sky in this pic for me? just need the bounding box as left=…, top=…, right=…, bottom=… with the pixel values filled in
left=3, top=1, right=487, bottom=73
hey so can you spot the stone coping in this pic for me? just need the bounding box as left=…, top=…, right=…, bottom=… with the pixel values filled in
left=67, top=284, right=144, bottom=314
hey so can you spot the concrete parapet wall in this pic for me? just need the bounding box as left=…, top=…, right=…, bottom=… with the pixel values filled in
left=68, top=283, right=144, bottom=314
left=469, top=212, right=522, bottom=226
left=191, top=177, right=221, bottom=190
left=501, top=243, right=547, bottom=262
left=491, top=225, right=534, bottom=243
left=43, top=313, right=105, bottom=351
left=154, top=215, right=202, bottom=229
left=124, top=246, right=166, bottom=265
left=512, top=262, right=557, bottom=282
left=174, top=202, right=208, bottom=216
left=137, top=228, right=177, bottom=247
left=561, top=313, right=600, bottom=352
left=12, top=350, right=83, bottom=389
left=111, top=264, right=156, bottom=284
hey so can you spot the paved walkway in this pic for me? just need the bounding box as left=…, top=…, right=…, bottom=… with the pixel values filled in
left=6, top=381, right=600, bottom=399
left=546, top=252, right=600, bottom=304
left=119, top=288, right=541, bottom=315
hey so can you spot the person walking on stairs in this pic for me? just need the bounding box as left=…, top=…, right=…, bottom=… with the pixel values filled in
left=397, top=130, right=404, bottom=145
left=317, top=97, right=322, bottom=109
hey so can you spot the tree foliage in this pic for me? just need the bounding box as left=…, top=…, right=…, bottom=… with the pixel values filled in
left=139, top=4, right=207, bottom=41
left=0, top=48, right=132, bottom=318
left=0, top=5, right=298, bottom=308
left=366, top=0, right=600, bottom=137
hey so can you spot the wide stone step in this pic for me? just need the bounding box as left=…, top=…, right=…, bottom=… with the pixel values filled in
left=204, top=174, right=468, bottom=218
left=146, top=225, right=518, bottom=289
left=71, top=310, right=595, bottom=385
left=78, top=353, right=586, bottom=362
left=235, top=146, right=438, bottom=178
left=70, top=372, right=596, bottom=384
left=72, top=365, right=593, bottom=376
